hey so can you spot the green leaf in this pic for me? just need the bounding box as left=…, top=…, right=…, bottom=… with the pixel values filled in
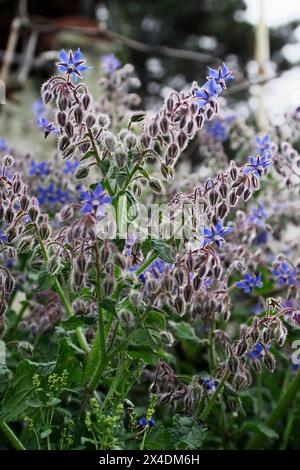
left=128, top=328, right=158, bottom=348
left=148, top=415, right=205, bottom=450
left=169, top=321, right=200, bottom=344
left=83, top=334, right=101, bottom=383
left=54, top=337, right=83, bottom=384
left=0, top=360, right=40, bottom=422
left=241, top=421, right=279, bottom=439
left=80, top=150, right=95, bottom=161
left=127, top=347, right=159, bottom=365
left=61, top=315, right=96, bottom=331
left=101, top=298, right=117, bottom=317
left=34, top=270, right=55, bottom=292
left=151, top=240, right=174, bottom=263
left=144, top=310, right=166, bottom=331
left=0, top=365, right=11, bottom=395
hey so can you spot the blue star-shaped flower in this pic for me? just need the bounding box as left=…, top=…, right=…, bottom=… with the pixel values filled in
left=248, top=205, right=267, bottom=227
left=56, top=49, right=90, bottom=81
left=272, top=261, right=299, bottom=286
left=243, top=153, right=272, bottom=178
left=101, top=53, right=121, bottom=74
left=63, top=160, right=80, bottom=174
left=29, top=160, right=50, bottom=177
left=248, top=342, right=269, bottom=360
left=80, top=183, right=112, bottom=216
left=138, top=417, right=156, bottom=427
left=201, top=220, right=233, bottom=248
left=206, top=62, right=234, bottom=90
left=194, top=79, right=220, bottom=109
left=37, top=117, right=57, bottom=138
left=255, top=134, right=272, bottom=157
left=236, top=272, right=263, bottom=294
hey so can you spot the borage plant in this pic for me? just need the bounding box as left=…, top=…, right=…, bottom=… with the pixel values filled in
left=0, top=50, right=300, bottom=451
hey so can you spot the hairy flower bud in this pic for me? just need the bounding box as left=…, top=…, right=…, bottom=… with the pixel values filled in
left=57, top=111, right=67, bottom=127
left=39, top=223, right=51, bottom=240
left=75, top=165, right=89, bottom=179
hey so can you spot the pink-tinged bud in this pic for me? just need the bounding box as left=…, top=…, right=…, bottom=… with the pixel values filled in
left=149, top=121, right=159, bottom=138
left=178, top=131, right=187, bottom=148
left=167, top=143, right=179, bottom=159
left=39, top=223, right=51, bottom=241
left=57, top=111, right=66, bottom=127
left=74, top=106, right=83, bottom=124
left=65, top=122, right=74, bottom=138
left=175, top=295, right=184, bottom=316
left=4, top=207, right=14, bottom=224
left=86, top=114, right=96, bottom=129
left=3, top=155, right=14, bottom=167
left=183, top=283, right=193, bottom=302
left=59, top=136, right=70, bottom=151
left=58, top=95, right=68, bottom=111
left=28, top=206, right=39, bottom=222
left=160, top=116, right=169, bottom=134
left=82, top=94, right=91, bottom=110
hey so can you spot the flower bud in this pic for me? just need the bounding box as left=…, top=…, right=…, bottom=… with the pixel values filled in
left=20, top=195, right=30, bottom=211
left=160, top=331, right=174, bottom=347
left=86, top=114, right=96, bottom=129
left=74, top=106, right=83, bottom=124
left=263, top=352, right=276, bottom=372
left=39, top=223, right=51, bottom=240
left=3, top=155, right=14, bottom=167
left=149, top=179, right=164, bottom=194
left=57, top=111, right=66, bottom=127
left=75, top=165, right=89, bottom=179
left=175, top=294, right=184, bottom=316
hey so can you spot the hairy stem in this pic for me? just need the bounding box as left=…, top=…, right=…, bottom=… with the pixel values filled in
left=200, top=369, right=230, bottom=421
left=34, top=226, right=90, bottom=354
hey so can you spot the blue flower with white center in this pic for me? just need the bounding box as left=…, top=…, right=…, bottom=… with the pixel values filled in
left=101, top=53, right=121, bottom=74
left=201, top=220, right=233, bottom=249
left=28, top=160, right=50, bottom=177
left=63, top=160, right=80, bottom=174
left=0, top=229, right=7, bottom=244
left=272, top=261, right=299, bottom=286
left=0, top=138, right=8, bottom=152
left=56, top=49, right=90, bottom=81
left=255, top=134, right=272, bottom=157
left=194, top=79, right=220, bottom=109
left=80, top=183, right=112, bottom=217
left=243, top=153, right=272, bottom=178
left=248, top=205, right=267, bottom=227
left=37, top=117, right=57, bottom=138
left=206, top=63, right=234, bottom=91
left=235, top=272, right=263, bottom=294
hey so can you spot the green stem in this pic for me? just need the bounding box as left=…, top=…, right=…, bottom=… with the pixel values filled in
left=119, top=161, right=142, bottom=195
left=0, top=421, right=25, bottom=450
left=135, top=253, right=158, bottom=276
left=200, top=369, right=230, bottom=421
left=94, top=243, right=106, bottom=364
left=209, top=313, right=216, bottom=371
left=34, top=227, right=90, bottom=354
left=246, top=369, right=300, bottom=449
left=88, top=128, right=102, bottom=167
